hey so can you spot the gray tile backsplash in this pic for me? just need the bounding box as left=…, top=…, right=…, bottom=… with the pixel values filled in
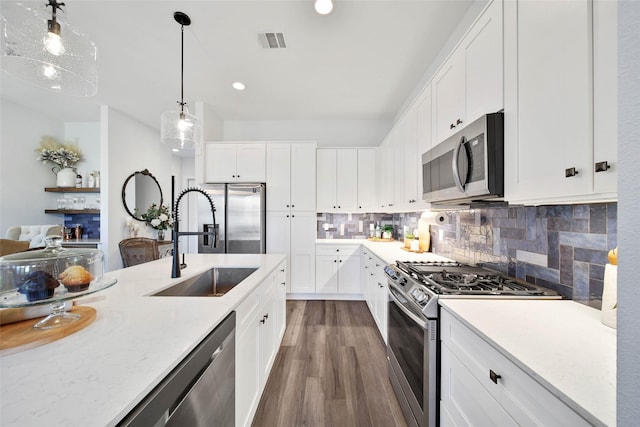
left=318, top=203, right=617, bottom=308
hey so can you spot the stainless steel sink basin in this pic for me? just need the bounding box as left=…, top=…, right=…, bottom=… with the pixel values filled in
left=151, top=267, right=258, bottom=297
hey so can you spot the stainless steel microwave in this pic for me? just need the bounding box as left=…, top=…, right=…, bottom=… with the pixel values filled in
left=422, top=112, right=504, bottom=204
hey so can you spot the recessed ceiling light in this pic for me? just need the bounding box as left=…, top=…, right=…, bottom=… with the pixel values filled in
left=172, top=148, right=180, bottom=152
left=315, top=0, right=333, bottom=15
left=232, top=82, right=246, bottom=91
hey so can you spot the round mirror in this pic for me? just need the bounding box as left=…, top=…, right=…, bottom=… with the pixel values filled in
left=121, top=169, right=163, bottom=221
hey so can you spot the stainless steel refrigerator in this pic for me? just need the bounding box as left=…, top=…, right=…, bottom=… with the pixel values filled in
left=197, top=183, right=266, bottom=254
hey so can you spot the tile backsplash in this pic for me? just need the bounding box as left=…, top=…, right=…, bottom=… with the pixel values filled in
left=64, top=214, right=101, bottom=239
left=318, top=203, right=617, bottom=308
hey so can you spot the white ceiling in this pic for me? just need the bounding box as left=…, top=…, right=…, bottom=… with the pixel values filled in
left=1, top=0, right=478, bottom=141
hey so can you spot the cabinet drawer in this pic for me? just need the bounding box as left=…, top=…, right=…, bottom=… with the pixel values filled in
left=441, top=309, right=590, bottom=426
left=316, top=244, right=360, bottom=256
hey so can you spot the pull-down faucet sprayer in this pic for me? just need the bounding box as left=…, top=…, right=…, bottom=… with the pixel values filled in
left=171, top=187, right=217, bottom=278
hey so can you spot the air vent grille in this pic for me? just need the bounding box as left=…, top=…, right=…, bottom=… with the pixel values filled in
left=260, top=32, right=286, bottom=49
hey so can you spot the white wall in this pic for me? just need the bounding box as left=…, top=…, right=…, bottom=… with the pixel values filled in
left=100, top=106, right=174, bottom=271
left=222, top=119, right=391, bottom=147
left=64, top=122, right=100, bottom=185
left=617, top=1, right=640, bottom=424
left=0, top=99, right=65, bottom=234
left=194, top=101, right=224, bottom=184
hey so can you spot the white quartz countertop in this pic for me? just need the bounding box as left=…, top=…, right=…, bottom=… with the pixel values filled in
left=316, top=238, right=454, bottom=265
left=0, top=253, right=286, bottom=427
left=439, top=299, right=616, bottom=426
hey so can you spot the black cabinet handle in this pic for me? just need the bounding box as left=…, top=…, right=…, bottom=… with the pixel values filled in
left=450, top=123, right=456, bottom=129
left=333, top=205, right=336, bottom=209
left=565, top=167, right=579, bottom=177
left=264, top=313, right=269, bottom=320
left=291, top=214, right=295, bottom=217
left=291, top=204, right=295, bottom=208
left=339, top=260, right=342, bottom=263
left=280, top=269, right=285, bottom=272
left=489, top=370, right=501, bottom=384
left=338, top=205, right=341, bottom=208
left=456, top=118, right=463, bottom=125
left=595, top=161, right=611, bottom=173
left=286, top=204, right=290, bottom=207
left=334, top=260, right=337, bottom=263
left=286, top=214, right=290, bottom=218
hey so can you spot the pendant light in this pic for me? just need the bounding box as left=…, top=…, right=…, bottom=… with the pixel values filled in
left=0, top=0, right=98, bottom=97
left=160, top=11, right=201, bottom=151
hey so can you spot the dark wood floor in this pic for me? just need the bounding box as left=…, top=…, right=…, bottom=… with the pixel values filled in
left=252, top=300, right=408, bottom=427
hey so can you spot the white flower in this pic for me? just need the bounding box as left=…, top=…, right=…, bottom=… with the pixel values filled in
left=151, top=218, right=161, bottom=227
left=158, top=213, right=168, bottom=221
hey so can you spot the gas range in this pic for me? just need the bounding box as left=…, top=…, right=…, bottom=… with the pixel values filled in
left=384, top=260, right=561, bottom=319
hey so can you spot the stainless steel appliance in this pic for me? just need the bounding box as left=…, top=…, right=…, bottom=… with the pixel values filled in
left=198, top=183, right=266, bottom=254
left=384, top=261, right=560, bottom=427
left=119, top=312, right=235, bottom=426
left=422, top=112, right=504, bottom=204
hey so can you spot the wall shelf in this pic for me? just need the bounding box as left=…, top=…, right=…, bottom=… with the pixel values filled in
left=44, top=187, right=101, bottom=193
left=45, top=209, right=100, bottom=215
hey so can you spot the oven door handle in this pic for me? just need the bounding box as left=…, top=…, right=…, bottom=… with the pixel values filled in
left=388, top=282, right=429, bottom=330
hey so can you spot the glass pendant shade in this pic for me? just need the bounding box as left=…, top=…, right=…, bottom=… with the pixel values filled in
left=160, top=107, right=201, bottom=150
left=0, top=2, right=98, bottom=97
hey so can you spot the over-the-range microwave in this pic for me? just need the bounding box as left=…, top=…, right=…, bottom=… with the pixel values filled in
left=422, top=112, right=504, bottom=205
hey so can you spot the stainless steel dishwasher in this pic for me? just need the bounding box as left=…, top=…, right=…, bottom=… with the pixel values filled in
left=119, top=312, right=235, bottom=427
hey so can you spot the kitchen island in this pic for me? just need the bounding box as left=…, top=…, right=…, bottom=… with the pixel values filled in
left=0, top=253, right=286, bottom=426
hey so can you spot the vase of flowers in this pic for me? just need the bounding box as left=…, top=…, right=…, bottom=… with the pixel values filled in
left=36, top=136, right=82, bottom=187
left=142, top=204, right=174, bottom=240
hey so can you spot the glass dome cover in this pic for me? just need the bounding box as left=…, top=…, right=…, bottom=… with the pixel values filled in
left=0, top=236, right=114, bottom=307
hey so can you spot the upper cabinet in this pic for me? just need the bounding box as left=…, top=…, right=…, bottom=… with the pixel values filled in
left=432, top=0, right=503, bottom=145
left=316, top=148, right=365, bottom=212
left=504, top=0, right=617, bottom=204
left=357, top=148, right=377, bottom=211
left=266, top=143, right=316, bottom=212
left=203, top=143, right=266, bottom=183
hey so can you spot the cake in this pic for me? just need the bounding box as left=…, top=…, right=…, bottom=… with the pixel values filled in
left=59, top=265, right=93, bottom=292
left=18, top=271, right=60, bottom=302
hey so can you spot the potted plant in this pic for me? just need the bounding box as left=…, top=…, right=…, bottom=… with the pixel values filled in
left=36, top=136, right=83, bottom=187
left=142, top=204, right=174, bottom=240
left=382, top=225, right=394, bottom=240
left=404, top=233, right=414, bottom=249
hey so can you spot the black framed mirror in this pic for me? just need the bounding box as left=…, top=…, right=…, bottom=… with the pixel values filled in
left=121, top=169, right=163, bottom=221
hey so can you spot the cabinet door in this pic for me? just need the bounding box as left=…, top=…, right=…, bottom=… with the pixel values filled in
left=236, top=144, right=266, bottom=182
left=508, top=0, right=592, bottom=202
left=290, top=212, right=316, bottom=293
left=291, top=143, right=317, bottom=211
left=432, top=50, right=465, bottom=144
left=275, top=261, right=287, bottom=340
left=593, top=0, right=617, bottom=195
left=258, top=290, right=277, bottom=390
left=374, top=261, right=388, bottom=343
left=315, top=255, right=339, bottom=293
left=316, top=149, right=337, bottom=211
left=416, top=85, right=433, bottom=209
left=266, top=143, right=291, bottom=211
left=402, top=104, right=419, bottom=206
left=338, top=254, right=361, bottom=294
left=392, top=129, right=405, bottom=209
left=204, top=144, right=237, bottom=182
left=463, top=0, right=503, bottom=124
left=236, top=313, right=260, bottom=427
left=336, top=148, right=358, bottom=211
left=266, top=211, right=291, bottom=291
left=357, top=148, right=376, bottom=211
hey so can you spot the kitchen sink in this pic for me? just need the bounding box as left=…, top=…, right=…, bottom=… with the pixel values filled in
left=151, top=267, right=258, bottom=297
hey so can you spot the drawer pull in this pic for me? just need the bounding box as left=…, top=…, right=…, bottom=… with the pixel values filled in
left=489, top=369, right=501, bottom=384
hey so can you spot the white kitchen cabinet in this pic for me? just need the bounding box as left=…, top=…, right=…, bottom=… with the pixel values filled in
left=316, top=148, right=358, bottom=212
left=357, top=148, right=377, bottom=211
left=401, top=102, right=421, bottom=207
left=376, top=138, right=395, bottom=211
left=315, top=244, right=361, bottom=294
left=274, top=261, right=287, bottom=340
left=266, top=142, right=316, bottom=211
left=432, top=0, right=503, bottom=144
left=204, top=142, right=266, bottom=183
left=440, top=308, right=590, bottom=427
left=235, top=265, right=286, bottom=427
left=266, top=211, right=316, bottom=294
left=592, top=0, right=617, bottom=196
left=361, top=248, right=387, bottom=343
left=505, top=0, right=591, bottom=202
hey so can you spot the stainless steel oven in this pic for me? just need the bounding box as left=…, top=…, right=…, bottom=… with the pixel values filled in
left=384, top=261, right=560, bottom=427
left=422, top=112, right=503, bottom=204
left=387, top=278, right=437, bottom=427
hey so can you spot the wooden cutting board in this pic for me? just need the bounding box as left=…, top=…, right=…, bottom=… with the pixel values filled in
left=0, top=306, right=96, bottom=356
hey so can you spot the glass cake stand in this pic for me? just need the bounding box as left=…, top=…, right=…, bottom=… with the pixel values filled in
left=0, top=277, right=117, bottom=329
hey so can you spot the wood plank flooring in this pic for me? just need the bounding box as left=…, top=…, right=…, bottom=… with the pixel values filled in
left=252, top=300, right=408, bottom=427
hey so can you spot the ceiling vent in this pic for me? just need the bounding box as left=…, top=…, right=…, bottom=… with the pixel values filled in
left=259, top=32, right=286, bottom=49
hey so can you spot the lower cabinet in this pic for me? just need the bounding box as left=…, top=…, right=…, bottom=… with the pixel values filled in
left=315, top=244, right=361, bottom=294
left=235, top=262, right=286, bottom=427
left=440, top=308, right=590, bottom=426
left=361, top=248, right=388, bottom=343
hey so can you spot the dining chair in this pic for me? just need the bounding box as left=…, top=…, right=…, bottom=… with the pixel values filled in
left=118, top=238, right=159, bottom=268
